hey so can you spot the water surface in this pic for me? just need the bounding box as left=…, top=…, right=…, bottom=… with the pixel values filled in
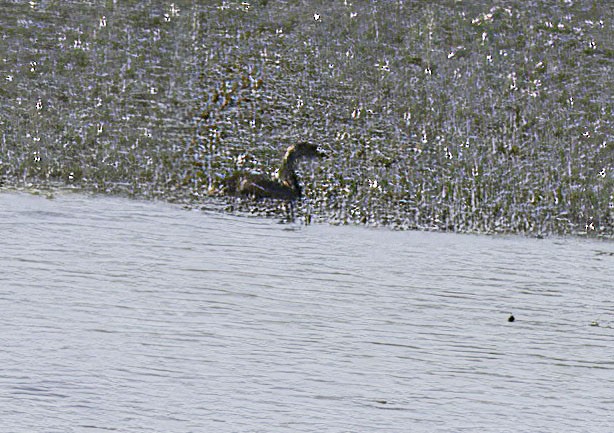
left=1, top=192, right=612, bottom=432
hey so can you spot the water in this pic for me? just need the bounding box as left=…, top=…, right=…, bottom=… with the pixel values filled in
left=1, top=191, right=612, bottom=432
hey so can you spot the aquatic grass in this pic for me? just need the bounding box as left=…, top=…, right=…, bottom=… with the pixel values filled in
left=0, top=1, right=611, bottom=236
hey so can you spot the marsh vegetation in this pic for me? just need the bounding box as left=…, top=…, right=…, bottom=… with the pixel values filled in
left=1, top=1, right=612, bottom=236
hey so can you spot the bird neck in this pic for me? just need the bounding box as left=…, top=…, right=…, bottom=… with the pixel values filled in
left=276, top=151, right=301, bottom=195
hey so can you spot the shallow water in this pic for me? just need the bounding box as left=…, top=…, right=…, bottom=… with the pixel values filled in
left=1, top=191, right=612, bottom=432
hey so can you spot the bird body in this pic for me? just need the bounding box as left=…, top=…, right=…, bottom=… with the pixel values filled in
left=224, top=172, right=298, bottom=200
left=223, top=142, right=324, bottom=200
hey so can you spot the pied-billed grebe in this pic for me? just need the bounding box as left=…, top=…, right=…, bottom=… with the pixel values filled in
left=223, top=142, right=325, bottom=200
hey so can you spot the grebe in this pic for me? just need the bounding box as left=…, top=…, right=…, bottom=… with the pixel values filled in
left=223, top=142, right=325, bottom=200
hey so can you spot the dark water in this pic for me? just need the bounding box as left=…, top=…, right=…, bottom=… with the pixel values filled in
left=1, top=191, right=612, bottom=432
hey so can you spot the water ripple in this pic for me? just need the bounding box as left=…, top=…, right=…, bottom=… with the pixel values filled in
left=1, top=192, right=612, bottom=432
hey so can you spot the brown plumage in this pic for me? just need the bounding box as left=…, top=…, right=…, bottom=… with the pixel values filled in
left=223, top=142, right=325, bottom=200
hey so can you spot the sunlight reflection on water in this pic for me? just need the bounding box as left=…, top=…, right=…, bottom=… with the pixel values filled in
left=1, top=192, right=612, bottom=432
